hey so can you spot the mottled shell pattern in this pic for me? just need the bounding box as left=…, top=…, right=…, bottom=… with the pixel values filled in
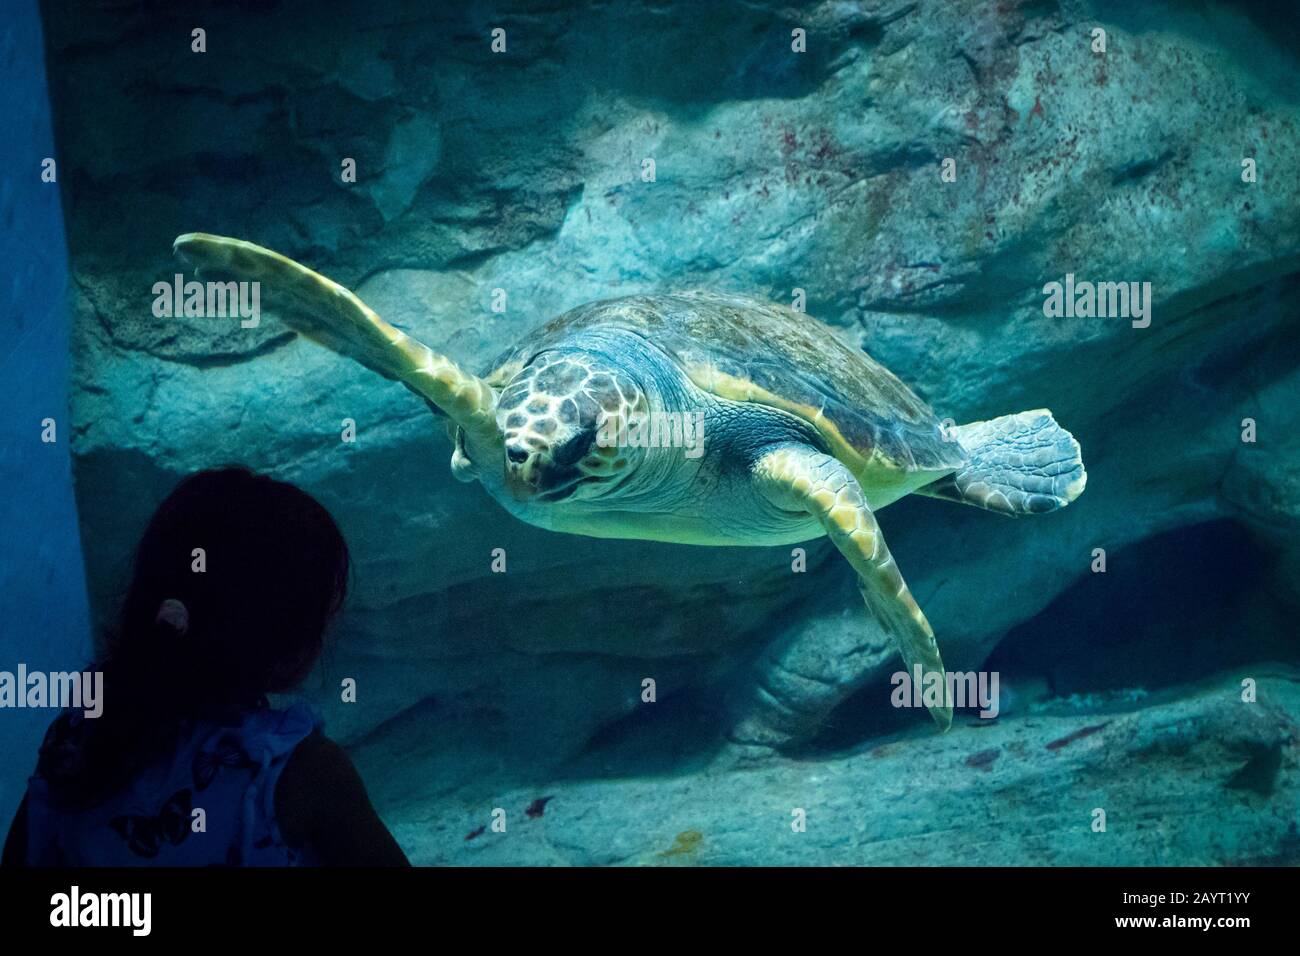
left=485, top=290, right=965, bottom=479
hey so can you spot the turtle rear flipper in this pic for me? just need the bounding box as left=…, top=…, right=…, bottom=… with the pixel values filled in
left=921, top=409, right=1086, bottom=516
left=173, top=233, right=499, bottom=444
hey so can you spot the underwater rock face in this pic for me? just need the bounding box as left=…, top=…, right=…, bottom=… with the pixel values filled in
left=394, top=672, right=1300, bottom=866
left=45, top=0, right=1300, bottom=838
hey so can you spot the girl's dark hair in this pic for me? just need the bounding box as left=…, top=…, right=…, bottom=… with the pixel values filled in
left=39, top=466, right=350, bottom=807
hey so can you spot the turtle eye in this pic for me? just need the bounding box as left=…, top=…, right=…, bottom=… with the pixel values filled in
left=553, top=431, right=595, bottom=467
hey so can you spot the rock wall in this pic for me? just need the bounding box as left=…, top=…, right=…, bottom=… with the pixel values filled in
left=401, top=671, right=1300, bottom=865
left=41, top=0, right=1300, bottom=860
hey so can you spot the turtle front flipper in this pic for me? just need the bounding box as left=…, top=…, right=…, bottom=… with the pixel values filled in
left=173, top=233, right=500, bottom=446
left=753, top=444, right=953, bottom=732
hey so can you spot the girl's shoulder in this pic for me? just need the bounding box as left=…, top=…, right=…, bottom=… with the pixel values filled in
left=225, top=701, right=323, bottom=760
left=273, top=727, right=411, bottom=866
left=184, top=701, right=323, bottom=794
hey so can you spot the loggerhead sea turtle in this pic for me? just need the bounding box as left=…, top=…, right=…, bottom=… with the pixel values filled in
left=173, top=233, right=1086, bottom=735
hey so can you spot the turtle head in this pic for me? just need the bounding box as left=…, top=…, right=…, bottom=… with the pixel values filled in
left=496, top=351, right=648, bottom=503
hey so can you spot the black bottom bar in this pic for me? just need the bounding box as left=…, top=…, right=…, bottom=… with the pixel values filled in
left=0, top=866, right=1287, bottom=939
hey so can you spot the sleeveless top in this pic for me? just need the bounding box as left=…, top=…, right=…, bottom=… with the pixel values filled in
left=24, top=702, right=321, bottom=866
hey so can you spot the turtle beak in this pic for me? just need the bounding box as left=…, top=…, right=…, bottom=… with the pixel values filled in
left=505, top=451, right=543, bottom=501
left=505, top=450, right=586, bottom=503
